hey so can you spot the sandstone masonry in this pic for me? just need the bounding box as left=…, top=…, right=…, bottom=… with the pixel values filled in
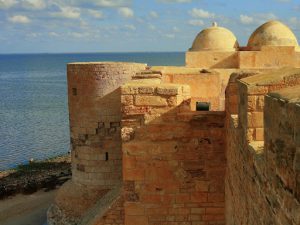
left=48, top=20, right=300, bottom=225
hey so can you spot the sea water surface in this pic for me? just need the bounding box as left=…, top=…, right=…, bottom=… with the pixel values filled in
left=0, top=52, right=185, bottom=170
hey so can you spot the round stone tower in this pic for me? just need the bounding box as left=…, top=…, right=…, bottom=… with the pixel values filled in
left=68, top=62, right=146, bottom=187
left=48, top=62, right=146, bottom=225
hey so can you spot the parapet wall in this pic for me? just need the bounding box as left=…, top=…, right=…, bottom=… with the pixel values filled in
left=153, top=66, right=237, bottom=111
left=49, top=59, right=300, bottom=225
left=185, top=46, right=300, bottom=69
left=225, top=69, right=300, bottom=225
left=120, top=82, right=226, bottom=225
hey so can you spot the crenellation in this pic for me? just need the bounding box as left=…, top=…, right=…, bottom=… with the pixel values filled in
left=48, top=20, right=300, bottom=225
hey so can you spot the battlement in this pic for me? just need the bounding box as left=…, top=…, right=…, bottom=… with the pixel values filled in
left=48, top=21, right=300, bottom=225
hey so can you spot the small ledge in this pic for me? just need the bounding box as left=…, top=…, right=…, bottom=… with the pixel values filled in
left=248, top=141, right=264, bottom=156
left=267, top=85, right=300, bottom=104
left=230, top=114, right=239, bottom=129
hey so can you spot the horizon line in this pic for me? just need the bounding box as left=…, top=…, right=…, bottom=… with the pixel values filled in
left=0, top=51, right=186, bottom=55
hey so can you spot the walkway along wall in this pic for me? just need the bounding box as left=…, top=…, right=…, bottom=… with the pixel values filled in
left=225, top=68, right=300, bottom=225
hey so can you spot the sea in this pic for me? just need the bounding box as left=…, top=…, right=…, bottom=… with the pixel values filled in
left=0, top=52, right=185, bottom=170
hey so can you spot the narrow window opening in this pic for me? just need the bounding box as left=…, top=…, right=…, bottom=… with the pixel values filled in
left=72, top=88, right=77, bottom=96
left=105, top=152, right=109, bottom=161
left=196, top=102, right=210, bottom=111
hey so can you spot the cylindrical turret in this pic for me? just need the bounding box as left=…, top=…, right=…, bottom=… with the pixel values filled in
left=67, top=62, right=147, bottom=188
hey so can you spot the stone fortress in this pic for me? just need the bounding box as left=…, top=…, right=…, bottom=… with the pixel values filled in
left=48, top=20, right=300, bottom=225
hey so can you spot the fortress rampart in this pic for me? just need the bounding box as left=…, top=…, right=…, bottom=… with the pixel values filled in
left=48, top=20, right=300, bottom=225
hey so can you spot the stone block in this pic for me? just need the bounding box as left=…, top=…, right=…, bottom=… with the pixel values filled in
left=123, top=155, right=136, bottom=169
left=157, top=85, right=181, bottom=96
left=122, top=105, right=150, bottom=115
left=208, top=193, right=225, bottom=202
left=256, top=96, right=265, bottom=111
left=247, top=112, right=263, bottom=128
left=205, top=207, right=224, bottom=214
left=247, top=96, right=257, bottom=112
left=191, top=193, right=208, bottom=203
left=138, top=86, right=155, bottom=94
left=191, top=208, right=205, bottom=214
left=254, top=128, right=264, bottom=141
left=121, top=85, right=139, bottom=95
left=135, top=95, right=168, bottom=106
left=124, top=203, right=145, bottom=216
left=123, top=168, right=145, bottom=181
left=121, top=95, right=134, bottom=106
left=125, top=215, right=148, bottom=225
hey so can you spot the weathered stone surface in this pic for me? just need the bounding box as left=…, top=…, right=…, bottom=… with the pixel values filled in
left=226, top=75, right=300, bottom=225
left=49, top=26, right=300, bottom=225
left=135, top=96, right=168, bottom=106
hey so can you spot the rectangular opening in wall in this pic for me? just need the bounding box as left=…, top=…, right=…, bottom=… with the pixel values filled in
left=105, top=152, right=109, bottom=161
left=72, top=88, right=77, bottom=96
left=196, top=102, right=210, bottom=111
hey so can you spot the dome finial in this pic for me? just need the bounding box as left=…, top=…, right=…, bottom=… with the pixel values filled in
left=189, top=24, right=239, bottom=51
left=212, top=22, right=218, bottom=27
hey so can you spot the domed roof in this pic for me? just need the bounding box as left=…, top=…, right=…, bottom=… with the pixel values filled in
left=189, top=22, right=239, bottom=51
left=248, top=20, right=299, bottom=49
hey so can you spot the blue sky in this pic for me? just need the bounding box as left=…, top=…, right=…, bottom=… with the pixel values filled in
left=0, top=0, right=299, bottom=53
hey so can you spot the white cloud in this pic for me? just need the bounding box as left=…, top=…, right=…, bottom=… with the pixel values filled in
left=136, top=18, right=144, bottom=23
left=49, top=32, right=60, bottom=37
left=289, top=17, right=300, bottom=24
left=239, top=13, right=277, bottom=25
left=149, top=11, right=159, bottom=18
left=173, top=26, right=180, bottom=32
left=124, top=24, right=136, bottom=30
left=148, top=24, right=156, bottom=30
left=68, top=32, right=90, bottom=39
left=8, top=15, right=31, bottom=24
left=51, top=6, right=81, bottom=19
left=21, top=0, right=46, bottom=10
left=188, top=19, right=204, bottom=26
left=189, top=8, right=215, bottom=19
left=118, top=7, right=134, bottom=18
left=289, top=17, right=300, bottom=29
left=87, top=9, right=104, bottom=19
left=240, top=15, right=254, bottom=25
left=0, top=0, right=17, bottom=9
left=158, top=0, right=192, bottom=3
left=164, top=33, right=175, bottom=38
left=93, top=0, right=131, bottom=7
left=258, top=13, right=277, bottom=21
left=26, top=32, right=41, bottom=38
left=59, top=0, right=131, bottom=8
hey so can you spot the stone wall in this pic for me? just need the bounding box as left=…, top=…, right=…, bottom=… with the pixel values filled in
left=153, top=66, right=236, bottom=111
left=264, top=86, right=300, bottom=223
left=49, top=61, right=300, bottom=225
left=185, top=51, right=238, bottom=69
left=94, top=197, right=124, bottom=225
left=225, top=69, right=300, bottom=225
left=48, top=62, right=146, bottom=225
left=238, top=46, right=300, bottom=69
left=185, top=46, right=300, bottom=69
left=121, top=82, right=226, bottom=225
